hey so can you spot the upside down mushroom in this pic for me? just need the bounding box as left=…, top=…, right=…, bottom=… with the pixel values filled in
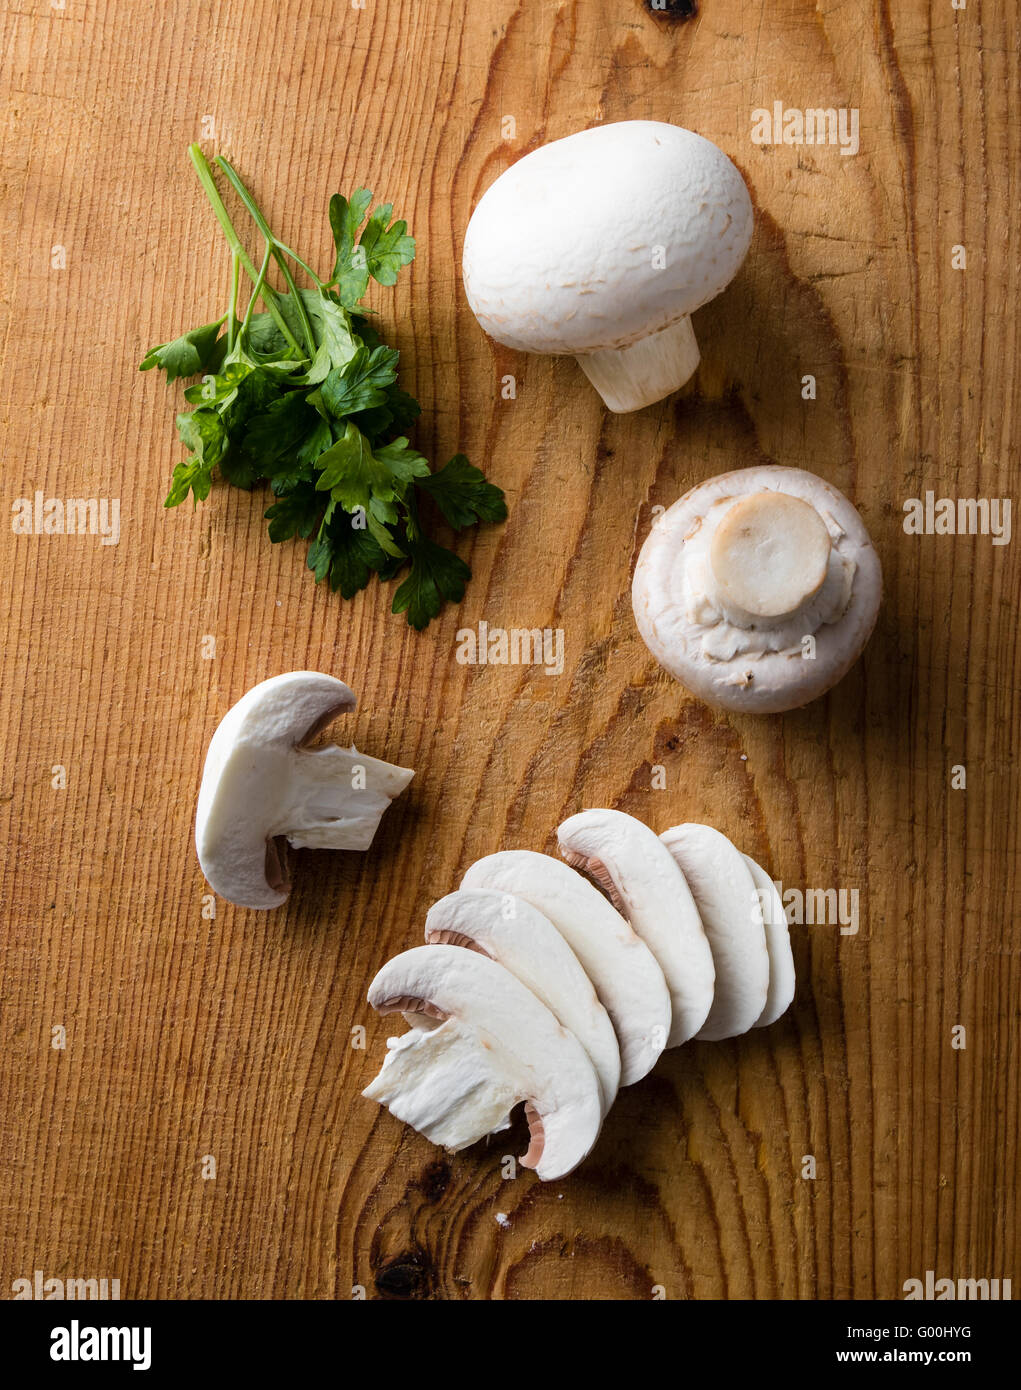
left=632, top=467, right=882, bottom=713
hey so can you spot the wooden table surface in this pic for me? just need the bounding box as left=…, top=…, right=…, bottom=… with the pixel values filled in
left=1, top=0, right=1017, bottom=1301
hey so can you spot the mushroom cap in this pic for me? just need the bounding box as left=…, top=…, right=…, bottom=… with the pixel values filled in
left=425, top=888, right=621, bottom=1113
left=460, top=850, right=672, bottom=1086
left=659, top=824, right=770, bottom=1040
left=632, top=467, right=883, bottom=714
left=556, top=810, right=716, bottom=1048
left=364, top=944, right=603, bottom=1180
left=462, top=120, right=753, bottom=356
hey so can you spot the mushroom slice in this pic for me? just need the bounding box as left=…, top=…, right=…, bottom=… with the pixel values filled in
left=741, top=854, right=796, bottom=1028
left=424, top=888, right=621, bottom=1113
left=556, top=811, right=715, bottom=1048
left=460, top=851, right=671, bottom=1086
left=363, top=945, right=603, bottom=1181
left=195, top=671, right=414, bottom=910
left=659, top=824, right=770, bottom=1040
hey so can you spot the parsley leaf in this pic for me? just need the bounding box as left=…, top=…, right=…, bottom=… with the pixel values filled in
left=302, top=293, right=357, bottom=383
left=297, top=416, right=333, bottom=463
left=182, top=359, right=252, bottom=408
left=357, top=203, right=416, bottom=287
left=350, top=384, right=421, bottom=439
left=416, top=454, right=510, bottom=530
left=374, top=436, right=431, bottom=486
left=177, top=407, right=226, bottom=465
left=319, top=344, right=400, bottom=417
left=141, top=319, right=227, bottom=382
left=164, top=408, right=227, bottom=505
left=165, top=456, right=215, bottom=507
left=219, top=367, right=281, bottom=436
left=391, top=537, right=472, bottom=631
left=329, top=189, right=374, bottom=304
left=314, top=422, right=399, bottom=522
left=329, top=190, right=415, bottom=305
left=264, top=483, right=321, bottom=542
left=242, top=391, right=319, bottom=468
left=318, top=509, right=393, bottom=598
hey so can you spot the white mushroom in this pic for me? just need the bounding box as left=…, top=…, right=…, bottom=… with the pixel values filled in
left=632, top=466, right=883, bottom=713
left=556, top=810, right=715, bottom=1048
left=741, top=854, right=796, bottom=1028
left=362, top=944, right=603, bottom=1181
left=462, top=120, right=753, bottom=413
left=659, top=824, right=770, bottom=1040
left=195, top=671, right=414, bottom=909
left=424, top=888, right=621, bottom=1113
left=460, top=850, right=671, bottom=1085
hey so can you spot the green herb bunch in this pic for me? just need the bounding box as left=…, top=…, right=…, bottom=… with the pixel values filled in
left=141, top=145, right=506, bottom=628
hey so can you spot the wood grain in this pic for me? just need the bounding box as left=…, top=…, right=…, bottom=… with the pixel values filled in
left=1, top=0, right=1017, bottom=1301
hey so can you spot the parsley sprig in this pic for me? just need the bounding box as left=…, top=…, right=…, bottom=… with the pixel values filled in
left=141, top=145, right=506, bottom=628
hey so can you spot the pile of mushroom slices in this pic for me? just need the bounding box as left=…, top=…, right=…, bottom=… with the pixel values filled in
left=363, top=809, right=795, bottom=1181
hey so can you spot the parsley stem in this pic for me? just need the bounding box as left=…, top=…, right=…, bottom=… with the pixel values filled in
left=226, top=250, right=240, bottom=354
left=240, top=240, right=274, bottom=337
left=188, top=144, right=305, bottom=358
left=271, top=240, right=325, bottom=287
left=214, top=155, right=317, bottom=357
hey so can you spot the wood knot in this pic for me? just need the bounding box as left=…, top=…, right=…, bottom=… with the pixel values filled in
left=644, top=0, right=698, bottom=19
left=374, top=1249, right=435, bottom=1299
left=418, top=1158, right=452, bottom=1203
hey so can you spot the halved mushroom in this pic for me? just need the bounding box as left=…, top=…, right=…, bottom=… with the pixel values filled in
left=659, top=824, right=770, bottom=1040
left=424, top=887, right=621, bottom=1113
left=195, top=671, right=414, bottom=909
left=460, top=850, right=671, bottom=1085
left=741, top=854, right=796, bottom=1027
left=556, top=810, right=715, bottom=1048
left=363, top=944, right=603, bottom=1180
left=632, top=467, right=883, bottom=713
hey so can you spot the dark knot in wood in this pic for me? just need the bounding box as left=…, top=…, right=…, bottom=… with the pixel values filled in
left=644, top=0, right=698, bottom=20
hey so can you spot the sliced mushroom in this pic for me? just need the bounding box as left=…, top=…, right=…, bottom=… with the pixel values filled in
left=424, top=888, right=621, bottom=1113
left=195, top=671, right=413, bottom=909
left=632, top=467, right=883, bottom=713
left=741, top=854, right=796, bottom=1027
left=659, top=824, right=770, bottom=1040
left=363, top=945, right=603, bottom=1180
left=556, top=810, right=715, bottom=1048
left=460, top=850, right=671, bottom=1085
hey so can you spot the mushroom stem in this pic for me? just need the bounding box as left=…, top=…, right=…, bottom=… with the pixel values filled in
left=708, top=491, right=832, bottom=623
left=270, top=745, right=414, bottom=852
left=574, top=316, right=700, bottom=413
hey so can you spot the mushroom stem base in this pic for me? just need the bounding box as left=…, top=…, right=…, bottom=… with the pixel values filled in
left=575, top=316, right=700, bottom=413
